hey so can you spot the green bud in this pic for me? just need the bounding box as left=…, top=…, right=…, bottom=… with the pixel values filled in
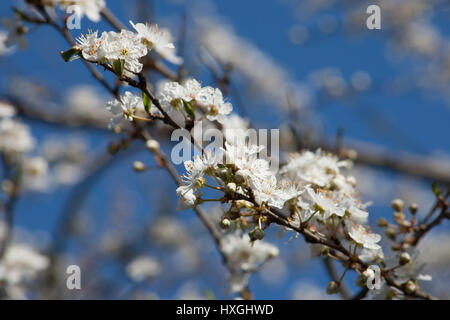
left=399, top=252, right=411, bottom=265
left=377, top=218, right=389, bottom=227
left=326, top=281, right=340, bottom=295
left=405, top=280, right=416, bottom=294
left=249, top=228, right=265, bottom=241
left=409, top=203, right=418, bottom=215
left=133, top=161, right=146, bottom=172
left=391, top=199, right=404, bottom=212
left=385, top=227, right=396, bottom=240
left=220, top=218, right=231, bottom=230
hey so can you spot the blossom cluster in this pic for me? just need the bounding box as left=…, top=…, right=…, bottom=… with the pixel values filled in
left=175, top=136, right=385, bottom=292
left=74, top=20, right=181, bottom=76
left=157, top=79, right=232, bottom=123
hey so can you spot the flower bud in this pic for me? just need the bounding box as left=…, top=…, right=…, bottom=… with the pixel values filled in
left=385, top=227, right=396, bottom=240
left=326, top=281, right=340, bottom=295
left=391, top=198, right=404, bottom=212
left=405, top=280, right=416, bottom=294
left=399, top=252, right=411, bottom=265
left=377, top=218, right=389, bottom=227
left=220, top=218, right=231, bottom=230
left=249, top=228, right=265, bottom=241
left=146, top=139, right=160, bottom=153
left=226, top=183, right=237, bottom=193
left=409, top=203, right=418, bottom=215
left=133, top=161, right=146, bottom=172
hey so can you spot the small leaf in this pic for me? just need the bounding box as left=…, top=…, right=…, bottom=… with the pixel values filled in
left=431, top=182, right=441, bottom=197
left=142, top=91, right=152, bottom=114
left=60, top=47, right=80, bottom=62
left=112, top=59, right=125, bottom=77
left=182, top=99, right=196, bottom=121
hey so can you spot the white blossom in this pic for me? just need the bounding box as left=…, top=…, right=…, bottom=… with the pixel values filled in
left=126, top=256, right=161, bottom=281
left=347, top=221, right=382, bottom=250
left=106, top=91, right=143, bottom=128
left=130, top=20, right=182, bottom=65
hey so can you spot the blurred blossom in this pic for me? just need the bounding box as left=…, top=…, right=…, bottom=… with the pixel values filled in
left=195, top=16, right=309, bottom=111
left=0, top=101, right=16, bottom=118
left=22, top=156, right=50, bottom=191
left=175, top=281, right=206, bottom=300
left=259, top=258, right=288, bottom=286
left=288, top=25, right=309, bottom=45
left=308, top=67, right=347, bottom=97
left=126, top=256, right=161, bottom=281
left=0, top=118, right=35, bottom=159
left=0, top=243, right=49, bottom=299
left=65, top=85, right=110, bottom=123
left=351, top=71, right=372, bottom=92
left=290, top=281, right=331, bottom=300
left=220, top=231, right=279, bottom=293
left=149, top=217, right=189, bottom=247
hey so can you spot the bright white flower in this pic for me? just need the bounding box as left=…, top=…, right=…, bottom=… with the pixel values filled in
left=346, top=205, right=369, bottom=224
left=101, top=30, right=148, bottom=74
left=75, top=30, right=105, bottom=62
left=0, top=118, right=35, bottom=157
left=126, top=256, right=161, bottom=281
left=176, top=186, right=197, bottom=210
left=176, top=153, right=218, bottom=210
left=156, top=79, right=233, bottom=122
left=196, top=86, right=233, bottom=123
left=157, top=80, right=186, bottom=113
left=347, top=222, right=381, bottom=250
left=76, top=29, right=147, bottom=74
left=0, top=101, right=16, bottom=118
left=305, top=186, right=346, bottom=219
left=251, top=175, right=291, bottom=209
left=55, top=0, right=106, bottom=22
left=281, top=149, right=350, bottom=187
left=2, top=17, right=27, bottom=51
left=106, top=91, right=143, bottom=128
left=129, top=20, right=182, bottom=65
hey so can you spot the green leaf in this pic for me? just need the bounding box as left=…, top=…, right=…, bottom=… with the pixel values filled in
left=431, top=182, right=441, bottom=197
left=182, top=99, right=196, bottom=121
left=112, top=59, right=125, bottom=77
left=142, top=91, right=152, bottom=114
left=60, top=47, right=80, bottom=62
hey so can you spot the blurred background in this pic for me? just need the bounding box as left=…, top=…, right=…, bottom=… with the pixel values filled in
left=0, top=0, right=449, bottom=299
